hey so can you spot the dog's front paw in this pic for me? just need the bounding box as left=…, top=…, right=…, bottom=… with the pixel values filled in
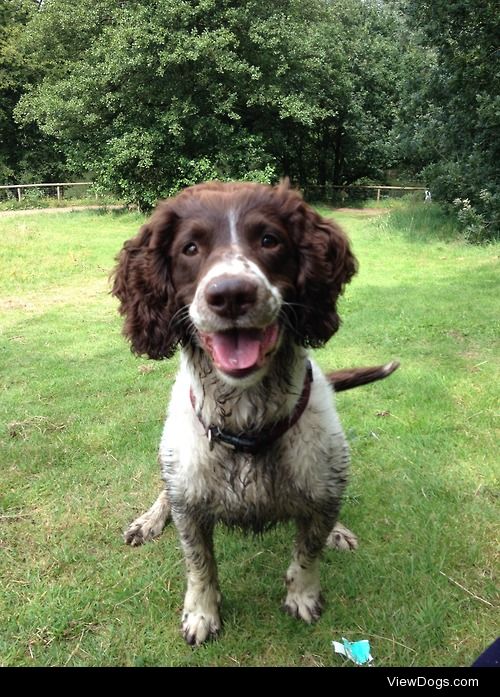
left=182, top=611, right=221, bottom=646
left=283, top=561, right=323, bottom=623
left=326, top=522, right=358, bottom=551
left=283, top=590, right=324, bottom=624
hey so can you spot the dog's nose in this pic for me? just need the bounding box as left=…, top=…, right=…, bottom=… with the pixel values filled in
left=205, top=276, right=258, bottom=319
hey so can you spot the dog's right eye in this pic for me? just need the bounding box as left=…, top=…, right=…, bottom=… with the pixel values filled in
left=182, top=242, right=198, bottom=257
left=261, top=233, right=280, bottom=249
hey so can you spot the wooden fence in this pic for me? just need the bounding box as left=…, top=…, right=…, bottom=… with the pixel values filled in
left=0, top=181, right=429, bottom=204
left=0, top=182, right=93, bottom=202
left=303, top=184, right=427, bottom=202
left=339, top=184, right=426, bottom=201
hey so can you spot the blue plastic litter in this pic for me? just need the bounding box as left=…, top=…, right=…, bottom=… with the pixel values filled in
left=332, top=637, right=373, bottom=666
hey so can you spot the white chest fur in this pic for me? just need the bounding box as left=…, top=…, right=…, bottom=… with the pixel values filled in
left=159, top=350, right=349, bottom=528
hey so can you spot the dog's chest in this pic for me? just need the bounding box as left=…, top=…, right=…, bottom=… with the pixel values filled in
left=167, top=441, right=312, bottom=527
left=208, top=447, right=298, bottom=522
left=159, top=355, right=348, bottom=527
left=161, top=416, right=346, bottom=529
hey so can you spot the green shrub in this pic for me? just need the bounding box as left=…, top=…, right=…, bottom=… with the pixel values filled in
left=422, top=160, right=499, bottom=244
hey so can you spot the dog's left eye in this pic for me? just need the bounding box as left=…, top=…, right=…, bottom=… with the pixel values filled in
left=182, top=242, right=198, bottom=257
left=261, top=233, right=280, bottom=249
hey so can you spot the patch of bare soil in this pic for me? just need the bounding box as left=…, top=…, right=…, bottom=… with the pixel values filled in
left=0, top=279, right=110, bottom=314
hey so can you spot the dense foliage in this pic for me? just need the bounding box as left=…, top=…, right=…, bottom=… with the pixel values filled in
left=1, top=0, right=498, bottom=235
left=11, top=0, right=403, bottom=209
left=0, top=0, right=67, bottom=182
left=396, top=0, right=499, bottom=241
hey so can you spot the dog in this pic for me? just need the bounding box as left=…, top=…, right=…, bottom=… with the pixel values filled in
left=112, top=180, right=398, bottom=645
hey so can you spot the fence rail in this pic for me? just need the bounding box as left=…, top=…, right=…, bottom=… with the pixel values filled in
left=0, top=182, right=93, bottom=202
left=328, top=185, right=426, bottom=189
left=0, top=181, right=429, bottom=205
left=304, top=183, right=427, bottom=202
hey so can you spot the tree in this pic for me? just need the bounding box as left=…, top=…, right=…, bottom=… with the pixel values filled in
left=14, top=0, right=405, bottom=207
left=396, top=0, right=500, bottom=240
left=0, top=0, right=67, bottom=183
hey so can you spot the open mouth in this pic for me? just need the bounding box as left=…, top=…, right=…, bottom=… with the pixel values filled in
left=200, top=324, right=280, bottom=378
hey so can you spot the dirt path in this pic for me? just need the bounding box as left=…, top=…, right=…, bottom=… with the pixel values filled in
left=0, top=278, right=111, bottom=317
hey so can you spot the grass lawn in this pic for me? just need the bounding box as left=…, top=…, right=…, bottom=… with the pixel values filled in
left=0, top=205, right=498, bottom=667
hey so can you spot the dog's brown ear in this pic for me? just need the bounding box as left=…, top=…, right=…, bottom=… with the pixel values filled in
left=111, top=202, right=181, bottom=359
left=293, top=199, right=357, bottom=347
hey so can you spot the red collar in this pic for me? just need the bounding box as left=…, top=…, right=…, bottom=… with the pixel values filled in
left=189, top=361, right=313, bottom=455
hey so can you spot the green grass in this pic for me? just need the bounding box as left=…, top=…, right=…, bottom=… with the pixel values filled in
left=0, top=205, right=498, bottom=667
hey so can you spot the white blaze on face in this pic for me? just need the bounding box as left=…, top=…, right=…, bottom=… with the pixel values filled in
left=228, top=209, right=239, bottom=247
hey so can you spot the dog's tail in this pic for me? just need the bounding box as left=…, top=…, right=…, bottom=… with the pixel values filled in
left=327, top=360, right=400, bottom=392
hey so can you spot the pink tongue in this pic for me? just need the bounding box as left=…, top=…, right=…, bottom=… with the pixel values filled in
left=210, top=330, right=263, bottom=372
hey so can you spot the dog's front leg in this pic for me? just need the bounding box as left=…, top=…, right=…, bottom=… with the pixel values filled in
left=175, top=514, right=221, bottom=645
left=284, top=513, right=336, bottom=623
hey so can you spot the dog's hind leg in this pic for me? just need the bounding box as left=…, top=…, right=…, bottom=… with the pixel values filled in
left=124, top=488, right=171, bottom=546
left=326, top=521, right=358, bottom=550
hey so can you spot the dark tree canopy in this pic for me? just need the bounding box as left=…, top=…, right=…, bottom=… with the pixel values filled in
left=0, top=0, right=67, bottom=182
left=11, top=0, right=403, bottom=208
left=2, top=0, right=498, bottom=237
left=395, top=0, right=499, bottom=240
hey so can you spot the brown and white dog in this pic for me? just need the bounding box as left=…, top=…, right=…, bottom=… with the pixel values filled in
left=112, top=180, right=398, bottom=645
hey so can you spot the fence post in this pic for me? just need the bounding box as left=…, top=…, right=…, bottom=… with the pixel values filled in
left=56, top=185, right=61, bottom=200
left=17, top=187, right=22, bottom=202
left=377, top=188, right=381, bottom=202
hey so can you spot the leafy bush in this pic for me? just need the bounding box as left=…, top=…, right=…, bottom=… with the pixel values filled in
left=21, top=187, right=45, bottom=205
left=453, top=190, right=500, bottom=244
left=424, top=160, right=499, bottom=244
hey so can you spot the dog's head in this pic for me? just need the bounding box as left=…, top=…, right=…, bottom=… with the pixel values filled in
left=112, top=180, right=357, bottom=383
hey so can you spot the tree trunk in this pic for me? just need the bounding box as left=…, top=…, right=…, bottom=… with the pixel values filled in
left=333, top=122, right=344, bottom=185
left=317, top=125, right=330, bottom=186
